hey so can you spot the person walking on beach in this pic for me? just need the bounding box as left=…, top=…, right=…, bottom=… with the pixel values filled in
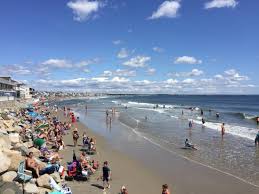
left=102, top=161, right=111, bottom=191
left=72, top=128, right=79, bottom=147
left=162, top=184, right=170, bottom=194
left=221, top=123, right=225, bottom=137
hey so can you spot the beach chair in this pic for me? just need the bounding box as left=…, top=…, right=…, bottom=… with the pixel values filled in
left=17, top=161, right=32, bottom=182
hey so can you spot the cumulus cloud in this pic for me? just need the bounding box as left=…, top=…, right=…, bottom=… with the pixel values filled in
left=152, top=47, right=164, bottom=53
left=149, top=0, right=181, bottom=19
left=170, top=69, right=204, bottom=77
left=41, top=58, right=98, bottom=69
left=174, top=56, right=202, bottom=65
left=165, top=79, right=178, bottom=84
left=205, top=0, right=238, bottom=9
left=224, top=69, right=249, bottom=81
left=102, top=69, right=136, bottom=77
left=146, top=68, right=156, bottom=75
left=123, top=56, right=151, bottom=68
left=117, top=48, right=129, bottom=59
left=67, top=0, right=104, bottom=21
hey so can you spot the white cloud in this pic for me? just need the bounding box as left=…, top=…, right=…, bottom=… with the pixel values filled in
left=42, top=59, right=72, bottom=68
left=149, top=0, right=181, bottom=19
left=123, top=56, right=151, bottom=68
left=214, top=74, right=224, bottom=79
left=102, top=69, right=136, bottom=77
left=114, top=69, right=136, bottom=77
left=182, top=78, right=195, bottom=84
left=174, top=56, right=202, bottom=65
left=0, top=64, right=31, bottom=75
left=41, top=58, right=98, bottom=69
left=113, top=40, right=122, bottom=45
left=83, top=69, right=90, bottom=73
left=146, top=68, right=156, bottom=75
left=189, top=69, right=203, bottom=76
left=205, top=0, right=238, bottom=9
left=67, top=0, right=103, bottom=21
left=91, top=77, right=108, bottom=82
left=152, top=47, right=164, bottom=53
left=111, top=76, right=129, bottom=83
left=117, top=48, right=129, bottom=59
left=165, top=79, right=178, bottom=84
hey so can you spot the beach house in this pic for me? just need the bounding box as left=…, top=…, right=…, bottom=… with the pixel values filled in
left=0, top=76, right=17, bottom=101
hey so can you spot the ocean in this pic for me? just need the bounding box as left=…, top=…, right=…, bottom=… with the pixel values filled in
left=57, top=95, right=259, bottom=186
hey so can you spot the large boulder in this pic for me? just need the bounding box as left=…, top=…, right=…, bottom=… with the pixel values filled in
left=24, top=183, right=39, bottom=194
left=0, top=151, right=11, bottom=173
left=0, top=171, right=17, bottom=182
left=2, top=149, right=25, bottom=171
left=8, top=133, right=20, bottom=144
left=29, top=147, right=41, bottom=157
left=36, top=174, right=51, bottom=189
left=50, top=172, right=61, bottom=183
left=0, top=182, right=23, bottom=194
left=0, top=135, right=11, bottom=150
left=19, top=146, right=30, bottom=156
left=38, top=187, right=51, bottom=194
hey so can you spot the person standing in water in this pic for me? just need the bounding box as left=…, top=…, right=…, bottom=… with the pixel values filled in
left=221, top=123, right=225, bottom=137
left=201, top=109, right=204, bottom=116
left=257, top=117, right=259, bottom=125
left=162, top=184, right=170, bottom=194
left=255, top=131, right=259, bottom=146
left=216, top=112, right=220, bottom=119
left=189, top=120, right=193, bottom=128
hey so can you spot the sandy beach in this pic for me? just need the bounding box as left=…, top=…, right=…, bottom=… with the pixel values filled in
left=56, top=103, right=259, bottom=194
left=57, top=110, right=164, bottom=194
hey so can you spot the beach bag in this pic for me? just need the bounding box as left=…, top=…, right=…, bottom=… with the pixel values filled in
left=58, top=166, right=65, bottom=176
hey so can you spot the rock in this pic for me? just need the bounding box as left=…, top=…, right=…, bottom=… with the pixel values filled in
left=38, top=187, right=51, bottom=194
left=24, top=183, right=39, bottom=194
left=8, top=133, right=20, bottom=143
left=29, top=147, right=41, bottom=157
left=0, top=135, right=11, bottom=150
left=0, top=182, right=23, bottom=194
left=0, top=171, right=17, bottom=182
left=2, top=149, right=25, bottom=171
left=0, top=151, right=11, bottom=173
left=24, top=141, right=33, bottom=148
left=19, top=146, right=30, bottom=156
left=36, top=174, right=51, bottom=189
left=50, top=172, right=61, bottom=183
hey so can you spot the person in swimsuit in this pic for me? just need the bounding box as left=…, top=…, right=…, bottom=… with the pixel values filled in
left=221, top=123, right=225, bottom=137
left=26, top=152, right=41, bottom=178
left=162, top=184, right=170, bottom=194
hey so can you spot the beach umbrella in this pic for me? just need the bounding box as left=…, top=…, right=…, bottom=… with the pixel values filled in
left=36, top=123, right=49, bottom=130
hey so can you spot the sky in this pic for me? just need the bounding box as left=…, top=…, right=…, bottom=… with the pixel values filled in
left=0, top=0, right=258, bottom=94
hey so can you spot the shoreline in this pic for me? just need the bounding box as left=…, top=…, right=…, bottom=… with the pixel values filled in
left=63, top=103, right=259, bottom=194
left=57, top=110, right=165, bottom=194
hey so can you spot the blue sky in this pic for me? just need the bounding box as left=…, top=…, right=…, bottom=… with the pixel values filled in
left=0, top=0, right=258, bottom=94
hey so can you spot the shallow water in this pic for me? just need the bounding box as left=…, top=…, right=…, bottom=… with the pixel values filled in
left=57, top=96, right=259, bottom=187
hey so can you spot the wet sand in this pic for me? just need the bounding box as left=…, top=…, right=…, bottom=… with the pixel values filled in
left=57, top=108, right=259, bottom=194
left=57, top=110, right=164, bottom=194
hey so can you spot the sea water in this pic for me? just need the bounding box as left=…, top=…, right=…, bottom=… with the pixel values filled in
left=57, top=95, right=259, bottom=186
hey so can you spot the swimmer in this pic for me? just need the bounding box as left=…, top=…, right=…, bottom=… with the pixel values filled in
left=216, top=113, right=220, bottom=118
left=185, top=139, right=195, bottom=149
left=257, top=117, right=259, bottom=125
